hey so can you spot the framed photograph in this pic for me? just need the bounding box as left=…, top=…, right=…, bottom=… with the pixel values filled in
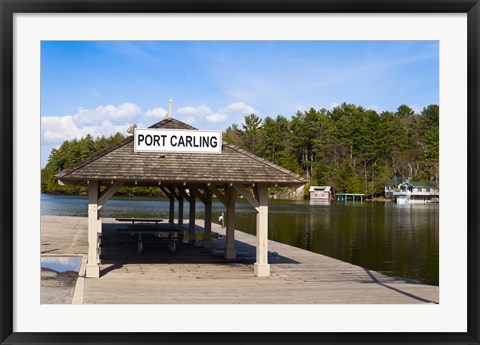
left=1, top=1, right=479, bottom=344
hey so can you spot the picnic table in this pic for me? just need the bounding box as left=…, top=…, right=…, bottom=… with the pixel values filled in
left=115, top=218, right=180, bottom=254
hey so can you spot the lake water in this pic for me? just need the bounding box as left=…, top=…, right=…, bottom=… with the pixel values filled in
left=41, top=193, right=439, bottom=285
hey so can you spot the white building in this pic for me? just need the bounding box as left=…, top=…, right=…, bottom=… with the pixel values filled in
left=393, top=182, right=439, bottom=204
left=309, top=186, right=334, bottom=201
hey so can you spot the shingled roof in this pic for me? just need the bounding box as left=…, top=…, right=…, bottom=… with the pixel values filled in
left=56, top=118, right=305, bottom=187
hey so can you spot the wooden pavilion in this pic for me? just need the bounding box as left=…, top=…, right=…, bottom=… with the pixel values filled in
left=56, top=117, right=305, bottom=278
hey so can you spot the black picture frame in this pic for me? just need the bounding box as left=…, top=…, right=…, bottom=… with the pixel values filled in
left=1, top=1, right=479, bottom=344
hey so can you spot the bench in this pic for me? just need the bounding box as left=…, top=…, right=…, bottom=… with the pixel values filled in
left=115, top=218, right=179, bottom=254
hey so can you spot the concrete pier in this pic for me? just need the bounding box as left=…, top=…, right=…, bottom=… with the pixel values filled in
left=41, top=216, right=438, bottom=304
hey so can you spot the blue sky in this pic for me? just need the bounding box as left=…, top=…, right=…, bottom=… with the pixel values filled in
left=41, top=40, right=439, bottom=167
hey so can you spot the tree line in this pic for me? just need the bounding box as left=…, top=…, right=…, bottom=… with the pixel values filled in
left=41, top=129, right=161, bottom=195
left=224, top=103, right=439, bottom=197
left=41, top=103, right=439, bottom=198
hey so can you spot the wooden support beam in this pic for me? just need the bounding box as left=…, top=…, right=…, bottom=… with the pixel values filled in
left=233, top=183, right=259, bottom=209
left=178, top=190, right=184, bottom=232
left=224, top=185, right=237, bottom=259
left=179, top=188, right=192, bottom=203
left=196, top=188, right=206, bottom=204
left=167, top=186, right=176, bottom=196
left=86, top=181, right=101, bottom=278
left=188, top=187, right=197, bottom=242
left=168, top=187, right=182, bottom=201
left=159, top=186, right=172, bottom=199
left=254, top=183, right=270, bottom=277
left=168, top=186, right=175, bottom=226
left=98, top=181, right=124, bottom=208
left=204, top=188, right=213, bottom=249
left=208, top=184, right=227, bottom=206
left=253, top=184, right=258, bottom=200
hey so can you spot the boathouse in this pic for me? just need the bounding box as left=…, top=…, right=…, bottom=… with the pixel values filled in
left=393, top=181, right=439, bottom=204
left=309, top=186, right=334, bottom=201
left=56, top=115, right=305, bottom=278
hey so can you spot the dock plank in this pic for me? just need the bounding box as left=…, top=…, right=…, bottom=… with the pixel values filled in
left=41, top=216, right=438, bottom=304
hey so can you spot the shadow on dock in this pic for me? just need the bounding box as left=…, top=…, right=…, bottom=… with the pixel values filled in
left=363, top=268, right=438, bottom=304
left=99, top=222, right=299, bottom=277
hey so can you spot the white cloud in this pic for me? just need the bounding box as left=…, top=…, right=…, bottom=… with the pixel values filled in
left=296, top=105, right=306, bottom=112
left=206, top=113, right=227, bottom=123
left=144, top=107, right=168, bottom=118
left=74, top=103, right=141, bottom=126
left=177, top=105, right=212, bottom=116
left=42, top=118, right=132, bottom=143
left=42, top=115, right=92, bottom=142
left=41, top=103, right=142, bottom=143
left=176, top=102, right=256, bottom=125
left=41, top=101, right=258, bottom=144
left=219, top=102, right=256, bottom=115
left=410, top=104, right=424, bottom=114
left=183, top=116, right=197, bottom=124
left=330, top=102, right=340, bottom=109
left=367, top=105, right=383, bottom=113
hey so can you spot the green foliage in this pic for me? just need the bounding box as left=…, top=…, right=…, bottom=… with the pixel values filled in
left=395, top=104, right=415, bottom=116
left=223, top=123, right=241, bottom=145
left=236, top=114, right=263, bottom=153
left=42, top=132, right=162, bottom=195
left=227, top=103, right=439, bottom=198
left=43, top=103, right=439, bottom=198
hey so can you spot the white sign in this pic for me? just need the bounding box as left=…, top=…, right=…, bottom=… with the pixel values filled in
left=134, top=128, right=222, bottom=154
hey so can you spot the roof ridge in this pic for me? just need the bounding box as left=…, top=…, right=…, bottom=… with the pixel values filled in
left=56, top=136, right=134, bottom=178
left=223, top=142, right=305, bottom=182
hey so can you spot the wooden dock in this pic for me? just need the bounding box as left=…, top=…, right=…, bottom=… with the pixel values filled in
left=41, top=216, right=439, bottom=304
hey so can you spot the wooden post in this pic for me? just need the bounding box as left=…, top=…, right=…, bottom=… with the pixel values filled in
left=254, top=183, right=270, bottom=277
left=98, top=181, right=124, bottom=210
left=224, top=185, right=237, bottom=259
left=86, top=181, right=101, bottom=278
left=168, top=187, right=175, bottom=226
left=177, top=188, right=186, bottom=242
left=204, top=187, right=213, bottom=249
left=188, top=187, right=196, bottom=242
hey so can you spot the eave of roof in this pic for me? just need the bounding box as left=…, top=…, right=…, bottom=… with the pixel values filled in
left=402, top=181, right=439, bottom=188
left=56, top=117, right=306, bottom=187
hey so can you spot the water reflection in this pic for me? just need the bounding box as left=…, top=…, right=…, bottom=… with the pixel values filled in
left=232, top=201, right=438, bottom=285
left=41, top=194, right=438, bottom=285
left=41, top=256, right=82, bottom=273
